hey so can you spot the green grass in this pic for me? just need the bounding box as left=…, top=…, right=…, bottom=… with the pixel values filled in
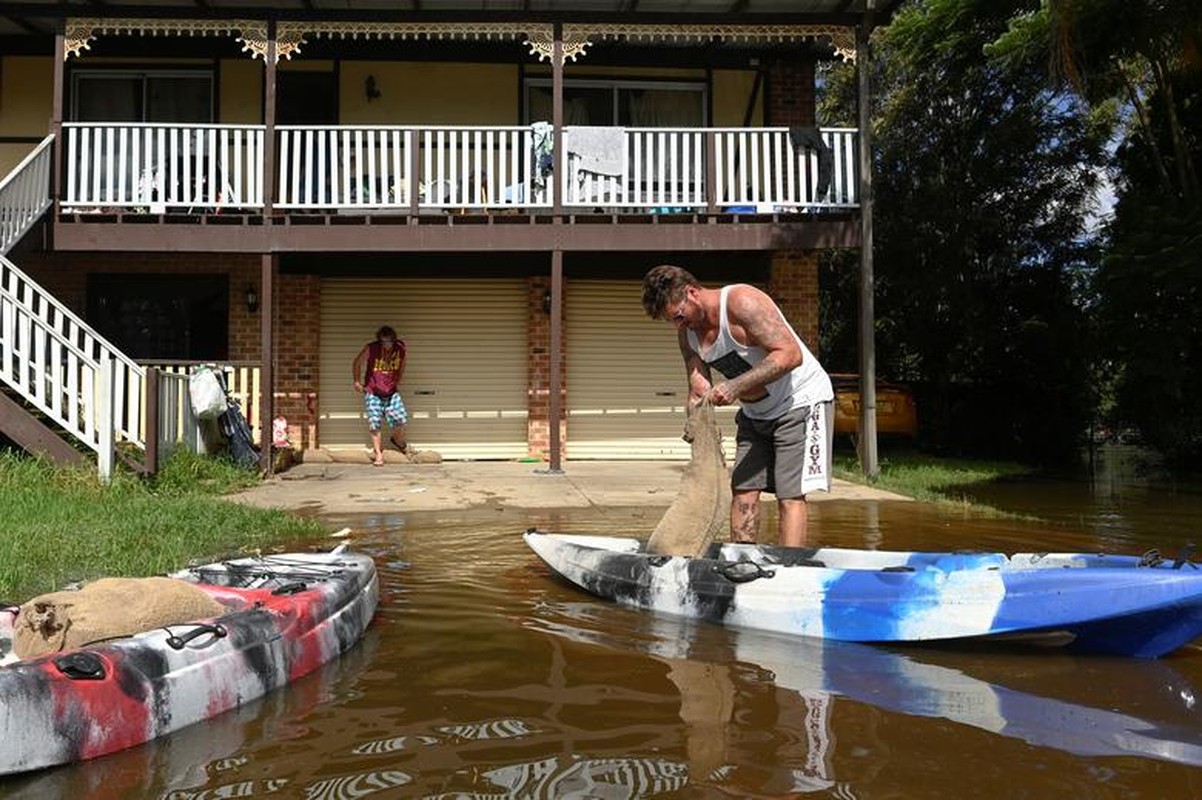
left=834, top=449, right=1035, bottom=513
left=0, top=450, right=326, bottom=604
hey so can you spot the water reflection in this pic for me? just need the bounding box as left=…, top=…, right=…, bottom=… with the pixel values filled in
left=425, top=755, right=689, bottom=799
left=530, top=595, right=1202, bottom=780
left=9, top=501, right=1202, bottom=798
left=958, top=445, right=1202, bottom=551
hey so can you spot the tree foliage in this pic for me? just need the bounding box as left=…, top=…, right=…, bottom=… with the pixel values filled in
left=991, top=1, right=1202, bottom=462
left=819, top=0, right=1104, bottom=462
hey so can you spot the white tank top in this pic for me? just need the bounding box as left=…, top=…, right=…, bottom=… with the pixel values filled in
left=687, top=285, right=833, bottom=420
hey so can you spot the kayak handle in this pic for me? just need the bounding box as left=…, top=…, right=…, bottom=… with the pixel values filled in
left=55, top=652, right=106, bottom=680
left=716, top=561, right=775, bottom=583
left=166, top=623, right=227, bottom=650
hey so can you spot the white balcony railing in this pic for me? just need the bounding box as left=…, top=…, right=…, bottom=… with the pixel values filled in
left=563, top=127, right=859, bottom=210
left=276, top=125, right=549, bottom=210
left=62, top=124, right=857, bottom=214
left=63, top=123, right=266, bottom=211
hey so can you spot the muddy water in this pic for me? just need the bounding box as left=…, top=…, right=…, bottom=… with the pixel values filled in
left=7, top=486, right=1202, bottom=799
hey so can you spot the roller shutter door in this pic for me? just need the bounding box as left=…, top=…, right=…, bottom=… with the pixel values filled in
left=566, top=280, right=737, bottom=460
left=321, top=278, right=528, bottom=459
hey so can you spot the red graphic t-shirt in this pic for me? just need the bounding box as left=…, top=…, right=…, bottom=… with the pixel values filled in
left=363, top=340, right=405, bottom=397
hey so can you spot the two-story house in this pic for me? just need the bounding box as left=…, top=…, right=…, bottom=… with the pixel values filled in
left=0, top=1, right=896, bottom=476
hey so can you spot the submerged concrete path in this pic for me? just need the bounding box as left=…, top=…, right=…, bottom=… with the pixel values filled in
left=228, top=460, right=911, bottom=515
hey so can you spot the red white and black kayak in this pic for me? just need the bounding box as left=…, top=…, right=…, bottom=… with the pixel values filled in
left=0, top=546, right=377, bottom=776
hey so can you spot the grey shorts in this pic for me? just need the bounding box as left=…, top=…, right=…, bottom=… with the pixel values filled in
left=731, top=402, right=833, bottom=498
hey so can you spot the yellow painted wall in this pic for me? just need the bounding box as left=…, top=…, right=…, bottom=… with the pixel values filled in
left=0, top=56, right=53, bottom=173
left=0, top=56, right=52, bottom=135
left=712, top=69, right=762, bottom=127
left=220, top=58, right=263, bottom=124
left=340, top=62, right=517, bottom=124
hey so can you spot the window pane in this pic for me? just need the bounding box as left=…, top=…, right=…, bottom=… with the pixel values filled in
left=527, top=85, right=614, bottom=125
left=620, top=88, right=704, bottom=127
left=87, top=275, right=229, bottom=360
left=75, top=76, right=141, bottom=122
left=147, top=76, right=212, bottom=123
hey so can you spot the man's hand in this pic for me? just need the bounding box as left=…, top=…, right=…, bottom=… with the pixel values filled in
left=353, top=380, right=364, bottom=393
left=705, top=381, right=737, bottom=406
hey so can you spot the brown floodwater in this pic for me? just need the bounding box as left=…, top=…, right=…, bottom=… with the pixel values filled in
left=6, top=448, right=1202, bottom=799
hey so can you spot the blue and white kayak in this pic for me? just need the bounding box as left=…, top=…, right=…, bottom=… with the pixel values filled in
left=522, top=532, right=1202, bottom=658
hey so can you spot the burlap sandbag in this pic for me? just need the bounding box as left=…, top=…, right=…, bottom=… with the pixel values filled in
left=14, top=577, right=227, bottom=660
left=646, top=401, right=731, bottom=557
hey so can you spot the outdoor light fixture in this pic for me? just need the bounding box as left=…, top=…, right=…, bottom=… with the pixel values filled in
left=245, top=285, right=259, bottom=313
left=542, top=288, right=552, bottom=314
left=365, top=75, right=381, bottom=102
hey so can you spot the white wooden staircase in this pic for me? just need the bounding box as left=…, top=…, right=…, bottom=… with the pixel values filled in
left=0, top=135, right=192, bottom=479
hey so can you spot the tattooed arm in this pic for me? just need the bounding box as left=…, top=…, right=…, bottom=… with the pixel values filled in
left=705, top=285, right=802, bottom=406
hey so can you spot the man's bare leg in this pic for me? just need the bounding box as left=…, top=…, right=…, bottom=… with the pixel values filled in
left=731, top=489, right=761, bottom=543
left=370, top=430, right=384, bottom=465
left=777, top=497, right=808, bottom=547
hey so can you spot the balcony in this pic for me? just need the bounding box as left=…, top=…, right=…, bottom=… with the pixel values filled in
left=54, top=122, right=861, bottom=253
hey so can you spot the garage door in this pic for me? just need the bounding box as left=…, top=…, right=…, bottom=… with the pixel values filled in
left=321, top=278, right=528, bottom=459
left=566, top=280, right=737, bottom=460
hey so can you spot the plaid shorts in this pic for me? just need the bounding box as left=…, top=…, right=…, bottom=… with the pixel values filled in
left=364, top=392, right=408, bottom=431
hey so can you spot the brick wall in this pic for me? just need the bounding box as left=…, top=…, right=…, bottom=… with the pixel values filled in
left=276, top=273, right=321, bottom=450
left=766, top=59, right=817, bottom=127
left=768, top=250, right=821, bottom=357
left=525, top=275, right=566, bottom=461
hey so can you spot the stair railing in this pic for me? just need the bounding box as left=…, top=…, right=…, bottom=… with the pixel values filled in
left=1, top=254, right=146, bottom=480
left=0, top=135, right=54, bottom=257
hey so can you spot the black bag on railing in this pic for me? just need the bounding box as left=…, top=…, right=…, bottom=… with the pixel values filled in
left=213, top=371, right=259, bottom=471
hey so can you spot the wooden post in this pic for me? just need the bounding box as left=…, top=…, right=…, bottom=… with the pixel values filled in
left=263, top=21, right=278, bottom=217
left=857, top=13, right=879, bottom=479
left=259, top=25, right=278, bottom=475
left=51, top=23, right=65, bottom=216
left=97, top=355, right=114, bottom=483
left=548, top=249, right=564, bottom=473
left=551, top=24, right=564, bottom=217
left=546, top=25, right=565, bottom=472
left=260, top=254, right=275, bottom=475
left=144, top=367, right=160, bottom=475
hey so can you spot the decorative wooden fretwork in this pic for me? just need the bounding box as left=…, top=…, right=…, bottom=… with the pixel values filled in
left=522, top=28, right=593, bottom=64
left=64, top=18, right=267, bottom=60
left=64, top=18, right=856, bottom=64
left=563, top=23, right=857, bottom=62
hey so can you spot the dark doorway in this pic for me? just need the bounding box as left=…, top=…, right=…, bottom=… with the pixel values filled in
left=87, top=275, right=229, bottom=360
left=277, top=71, right=338, bottom=125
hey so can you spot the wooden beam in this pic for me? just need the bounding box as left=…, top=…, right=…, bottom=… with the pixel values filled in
left=52, top=215, right=862, bottom=253
left=0, top=391, right=88, bottom=468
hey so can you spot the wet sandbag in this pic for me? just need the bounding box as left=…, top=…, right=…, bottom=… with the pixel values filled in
left=646, top=401, right=730, bottom=557
left=14, top=577, right=227, bottom=661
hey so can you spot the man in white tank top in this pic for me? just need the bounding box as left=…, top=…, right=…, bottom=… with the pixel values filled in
left=642, top=265, right=834, bottom=547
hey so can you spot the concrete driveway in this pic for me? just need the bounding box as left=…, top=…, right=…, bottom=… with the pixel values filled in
left=227, top=460, right=910, bottom=515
